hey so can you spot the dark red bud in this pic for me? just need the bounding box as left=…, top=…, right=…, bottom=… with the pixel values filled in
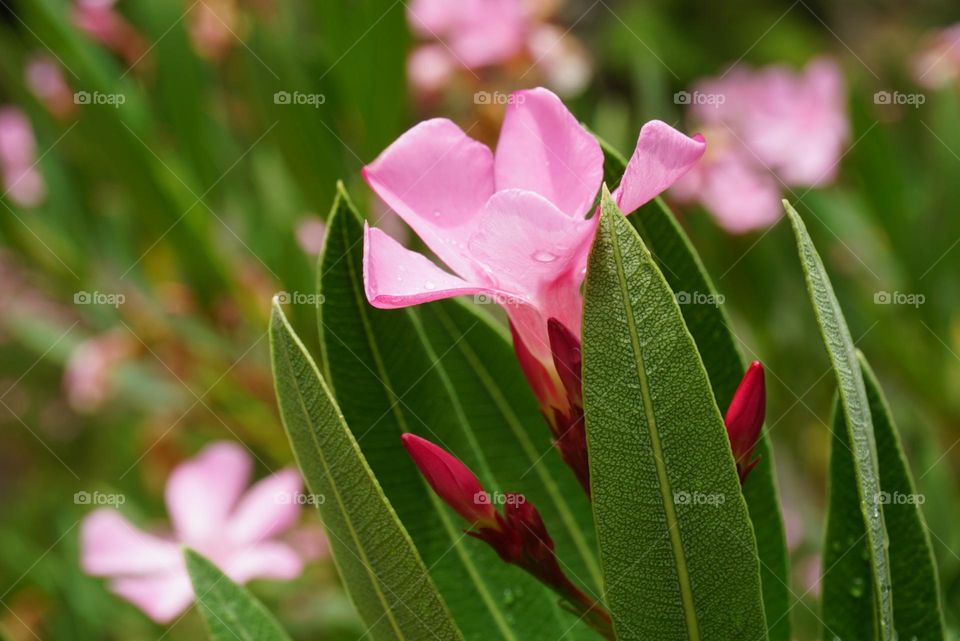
left=724, top=361, right=765, bottom=481
left=401, top=433, right=498, bottom=528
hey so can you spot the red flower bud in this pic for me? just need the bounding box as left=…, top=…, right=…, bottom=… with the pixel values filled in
left=401, top=434, right=498, bottom=528
left=724, top=361, right=765, bottom=481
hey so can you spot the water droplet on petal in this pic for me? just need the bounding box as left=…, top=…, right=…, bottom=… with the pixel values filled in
left=424, top=281, right=436, bottom=290
left=432, top=210, right=442, bottom=218
left=532, top=250, right=557, bottom=263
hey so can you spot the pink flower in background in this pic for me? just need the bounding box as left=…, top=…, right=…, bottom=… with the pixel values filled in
left=0, top=108, right=46, bottom=208
left=295, top=216, right=327, bottom=256
left=362, top=87, right=703, bottom=488
left=81, top=442, right=308, bottom=623
left=25, top=55, right=76, bottom=120
left=912, top=23, right=960, bottom=89
left=672, top=58, right=848, bottom=233
left=406, top=0, right=590, bottom=98
left=73, top=0, right=148, bottom=65
left=63, top=331, right=135, bottom=413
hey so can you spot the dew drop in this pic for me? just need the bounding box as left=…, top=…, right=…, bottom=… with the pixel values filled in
left=532, top=250, right=557, bottom=263
left=432, top=210, right=442, bottom=218
left=424, top=281, right=436, bottom=290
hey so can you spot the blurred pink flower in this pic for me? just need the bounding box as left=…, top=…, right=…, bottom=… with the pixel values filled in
left=188, top=0, right=239, bottom=62
left=25, top=55, right=76, bottom=120
left=406, top=0, right=590, bottom=98
left=0, top=108, right=46, bottom=208
left=912, top=23, right=960, bottom=89
left=362, top=87, right=704, bottom=403
left=672, top=58, right=848, bottom=233
left=295, top=216, right=327, bottom=256
left=63, top=331, right=135, bottom=413
left=73, top=0, right=148, bottom=65
left=81, top=442, right=308, bottom=623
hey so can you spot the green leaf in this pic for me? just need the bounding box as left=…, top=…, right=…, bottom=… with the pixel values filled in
left=316, top=184, right=598, bottom=641
left=582, top=186, right=767, bottom=640
left=783, top=201, right=894, bottom=641
left=823, top=396, right=876, bottom=641
left=601, top=135, right=791, bottom=641
left=860, top=353, right=946, bottom=641
left=629, top=198, right=791, bottom=641
left=270, top=302, right=465, bottom=641
left=185, top=549, right=294, bottom=641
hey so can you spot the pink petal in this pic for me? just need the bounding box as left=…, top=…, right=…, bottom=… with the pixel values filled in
left=406, top=0, right=458, bottom=38
left=362, top=118, right=494, bottom=279
left=109, top=570, right=194, bottom=624
left=80, top=508, right=181, bottom=576
left=223, top=542, right=304, bottom=584
left=165, top=442, right=252, bottom=544
left=613, top=120, right=706, bottom=215
left=445, top=0, right=527, bottom=68
left=363, top=224, right=518, bottom=309
left=226, top=468, right=302, bottom=546
left=673, top=153, right=783, bottom=234
left=468, top=190, right=593, bottom=360
left=494, top=87, right=603, bottom=217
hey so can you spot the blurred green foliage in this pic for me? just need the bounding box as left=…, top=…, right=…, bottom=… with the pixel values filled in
left=0, top=1, right=958, bottom=639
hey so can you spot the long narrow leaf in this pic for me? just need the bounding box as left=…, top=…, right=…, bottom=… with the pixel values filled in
left=602, top=136, right=791, bottom=640
left=783, top=201, right=894, bottom=641
left=859, top=353, right=945, bottom=641
left=582, top=186, right=767, bottom=640
left=270, top=302, right=465, bottom=641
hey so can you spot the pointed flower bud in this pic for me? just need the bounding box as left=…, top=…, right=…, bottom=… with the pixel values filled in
left=724, top=361, right=766, bottom=481
left=401, top=433, right=498, bottom=528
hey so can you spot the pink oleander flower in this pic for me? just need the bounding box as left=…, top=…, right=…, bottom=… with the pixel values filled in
left=363, top=87, right=704, bottom=490
left=912, top=23, right=960, bottom=89
left=0, top=108, right=46, bottom=208
left=81, top=442, right=308, bottom=623
left=406, top=0, right=590, bottom=98
left=672, top=58, right=848, bottom=233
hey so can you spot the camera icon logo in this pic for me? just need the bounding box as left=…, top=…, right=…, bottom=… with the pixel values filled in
left=274, top=91, right=292, bottom=105
left=874, top=91, right=891, bottom=105
left=74, top=91, right=91, bottom=105
left=674, top=91, right=692, bottom=105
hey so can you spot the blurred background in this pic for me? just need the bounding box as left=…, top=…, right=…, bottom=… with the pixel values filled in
left=0, top=0, right=958, bottom=639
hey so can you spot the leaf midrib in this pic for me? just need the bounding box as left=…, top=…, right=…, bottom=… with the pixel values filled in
left=338, top=218, right=519, bottom=641
left=608, top=216, right=701, bottom=641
